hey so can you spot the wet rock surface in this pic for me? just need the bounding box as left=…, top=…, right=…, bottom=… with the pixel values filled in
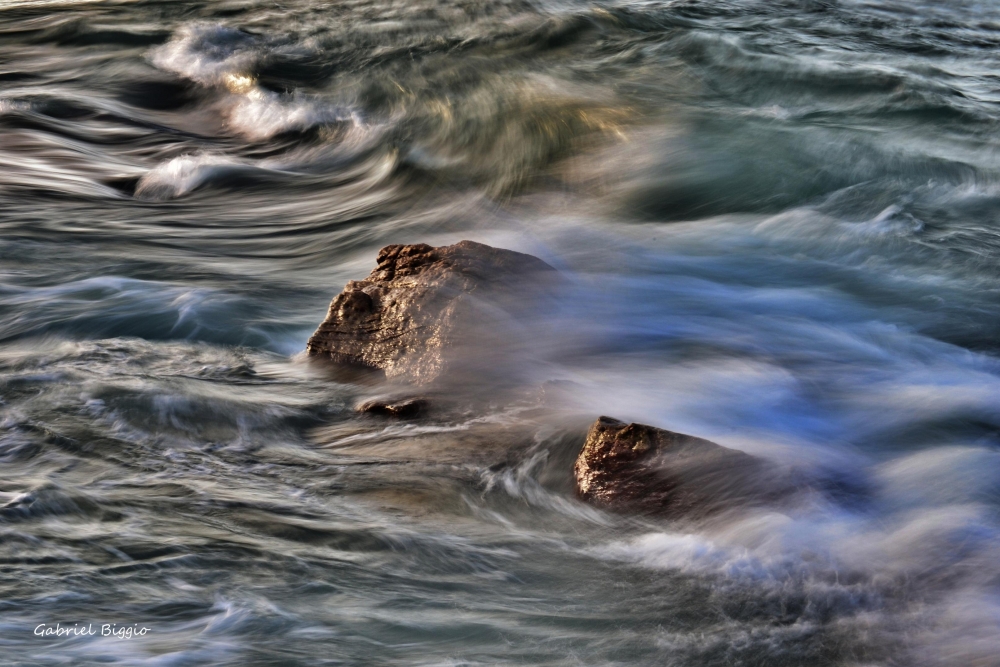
left=306, top=241, right=558, bottom=384
left=574, top=416, right=793, bottom=518
left=356, top=397, right=429, bottom=419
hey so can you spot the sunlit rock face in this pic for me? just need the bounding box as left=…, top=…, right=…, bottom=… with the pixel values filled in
left=306, top=241, right=558, bottom=385
left=575, top=417, right=794, bottom=518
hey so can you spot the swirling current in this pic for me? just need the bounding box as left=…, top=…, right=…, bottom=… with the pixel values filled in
left=3, top=1, right=1000, bottom=665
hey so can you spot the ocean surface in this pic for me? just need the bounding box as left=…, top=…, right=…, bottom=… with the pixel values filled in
left=3, top=0, right=1000, bottom=665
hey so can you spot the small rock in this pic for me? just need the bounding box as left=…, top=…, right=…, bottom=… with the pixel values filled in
left=356, top=397, right=428, bottom=419
left=574, top=416, right=792, bottom=518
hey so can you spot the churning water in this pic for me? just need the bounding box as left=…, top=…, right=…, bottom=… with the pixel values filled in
left=3, top=0, right=1000, bottom=665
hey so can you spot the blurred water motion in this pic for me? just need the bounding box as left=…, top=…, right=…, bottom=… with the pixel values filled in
left=3, top=1, right=1000, bottom=665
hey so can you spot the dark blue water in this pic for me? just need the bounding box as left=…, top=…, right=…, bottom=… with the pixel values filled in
left=3, top=1, right=1000, bottom=664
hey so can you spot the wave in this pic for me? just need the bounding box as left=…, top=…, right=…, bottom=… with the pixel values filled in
left=150, top=24, right=356, bottom=141
left=0, top=276, right=307, bottom=352
left=134, top=153, right=246, bottom=199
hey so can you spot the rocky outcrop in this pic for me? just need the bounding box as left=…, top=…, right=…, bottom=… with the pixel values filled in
left=306, top=241, right=558, bottom=384
left=574, top=417, right=792, bottom=518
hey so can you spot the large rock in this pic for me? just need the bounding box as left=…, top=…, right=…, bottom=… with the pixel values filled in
left=306, top=241, right=557, bottom=384
left=574, top=416, right=793, bottom=518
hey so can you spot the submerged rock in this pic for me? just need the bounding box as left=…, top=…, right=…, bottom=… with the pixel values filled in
left=306, top=241, right=557, bottom=384
left=356, top=397, right=428, bottom=419
left=574, top=416, right=792, bottom=518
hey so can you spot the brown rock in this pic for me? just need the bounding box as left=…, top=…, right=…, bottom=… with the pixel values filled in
left=574, top=416, right=791, bottom=518
left=356, top=397, right=428, bottom=419
left=306, top=241, right=557, bottom=384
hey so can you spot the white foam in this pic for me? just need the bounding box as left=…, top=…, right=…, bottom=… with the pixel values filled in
left=135, top=153, right=242, bottom=199
left=150, top=24, right=260, bottom=87
left=224, top=89, right=351, bottom=142
left=914, top=591, right=1000, bottom=666
left=585, top=450, right=1000, bottom=666
left=877, top=446, right=1000, bottom=509
left=593, top=530, right=768, bottom=579
left=150, top=24, right=354, bottom=141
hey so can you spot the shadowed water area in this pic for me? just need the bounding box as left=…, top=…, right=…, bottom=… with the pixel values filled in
left=3, top=0, right=1000, bottom=664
